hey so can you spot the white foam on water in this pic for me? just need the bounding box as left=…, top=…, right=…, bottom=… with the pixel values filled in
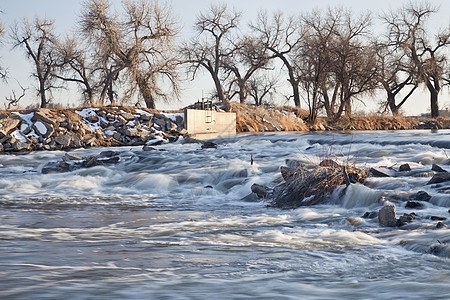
left=293, top=208, right=341, bottom=221
left=341, top=183, right=381, bottom=208
left=430, top=195, right=450, bottom=207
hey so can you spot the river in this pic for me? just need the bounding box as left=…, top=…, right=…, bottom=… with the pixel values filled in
left=0, top=130, right=449, bottom=299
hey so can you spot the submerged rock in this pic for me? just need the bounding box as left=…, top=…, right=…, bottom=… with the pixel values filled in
left=397, top=213, right=415, bottom=226
left=430, top=216, right=447, bottom=221
left=405, top=201, right=424, bottom=209
left=399, top=163, right=411, bottom=172
left=428, top=173, right=450, bottom=184
left=201, top=141, right=217, bottom=149
left=431, top=164, right=447, bottom=173
left=415, top=191, right=431, bottom=202
left=345, top=217, right=365, bottom=226
left=362, top=211, right=378, bottom=219
left=436, top=222, right=447, bottom=229
left=369, top=168, right=390, bottom=177
left=41, top=151, right=121, bottom=174
left=251, top=184, right=272, bottom=199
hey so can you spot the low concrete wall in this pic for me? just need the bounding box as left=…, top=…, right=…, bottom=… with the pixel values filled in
left=184, top=109, right=236, bottom=140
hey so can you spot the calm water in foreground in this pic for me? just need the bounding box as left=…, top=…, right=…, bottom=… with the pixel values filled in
left=0, top=130, right=449, bottom=299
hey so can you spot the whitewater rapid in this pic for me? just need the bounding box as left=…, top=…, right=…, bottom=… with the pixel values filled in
left=0, top=130, right=449, bottom=299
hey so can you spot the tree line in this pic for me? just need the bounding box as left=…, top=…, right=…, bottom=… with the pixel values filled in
left=0, top=0, right=449, bottom=120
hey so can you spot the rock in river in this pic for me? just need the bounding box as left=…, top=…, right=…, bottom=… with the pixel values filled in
left=379, top=205, right=397, bottom=227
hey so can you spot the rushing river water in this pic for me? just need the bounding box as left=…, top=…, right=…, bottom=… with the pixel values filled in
left=0, top=130, right=449, bottom=299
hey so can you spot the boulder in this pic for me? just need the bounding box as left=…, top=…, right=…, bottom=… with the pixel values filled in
left=153, top=117, right=167, bottom=129
left=166, top=120, right=178, bottom=131
left=201, top=141, right=217, bottom=149
left=436, top=222, right=447, bottom=229
left=399, top=164, right=411, bottom=172
left=99, top=150, right=119, bottom=158
left=86, top=114, right=99, bottom=123
left=115, top=115, right=127, bottom=127
left=0, top=118, right=21, bottom=137
left=362, top=211, right=378, bottom=219
left=113, top=132, right=121, bottom=140
left=140, top=113, right=152, bottom=121
left=32, top=120, right=54, bottom=138
left=143, top=145, right=157, bottom=151
left=379, top=205, right=397, bottom=227
left=431, top=164, right=447, bottom=173
left=415, top=191, right=431, bottom=202
left=70, top=134, right=82, bottom=148
left=64, top=153, right=83, bottom=161
left=122, top=112, right=135, bottom=121
left=106, top=113, right=116, bottom=122
left=77, top=121, right=94, bottom=135
left=11, top=141, right=31, bottom=151
left=251, top=184, right=272, bottom=199
left=405, top=201, right=424, bottom=209
left=82, top=156, right=104, bottom=168
left=32, top=109, right=57, bottom=126
left=42, top=165, right=69, bottom=174
left=369, top=168, right=390, bottom=177
left=430, top=216, right=447, bottom=221
left=397, top=213, right=415, bottom=226
left=54, top=134, right=72, bottom=147
left=427, top=173, right=450, bottom=185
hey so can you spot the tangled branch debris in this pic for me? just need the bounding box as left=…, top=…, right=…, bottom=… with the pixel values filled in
left=251, top=159, right=369, bottom=208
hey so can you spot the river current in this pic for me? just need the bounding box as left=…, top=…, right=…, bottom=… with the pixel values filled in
left=0, top=130, right=449, bottom=299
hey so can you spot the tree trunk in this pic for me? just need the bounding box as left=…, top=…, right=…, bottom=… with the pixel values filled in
left=212, top=74, right=225, bottom=102
left=238, top=79, right=246, bottom=104
left=135, top=74, right=156, bottom=109
left=108, top=81, right=115, bottom=106
left=273, top=51, right=301, bottom=108
left=425, top=78, right=439, bottom=118
left=430, top=89, right=439, bottom=118
left=386, top=93, right=399, bottom=116
left=39, top=80, right=47, bottom=108
left=292, top=83, right=301, bottom=108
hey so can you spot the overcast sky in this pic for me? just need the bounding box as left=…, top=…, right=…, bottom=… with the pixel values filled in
left=0, top=0, right=449, bottom=115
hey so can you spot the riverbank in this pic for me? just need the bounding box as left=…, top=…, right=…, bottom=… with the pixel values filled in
left=0, top=103, right=449, bottom=153
left=231, top=102, right=450, bottom=132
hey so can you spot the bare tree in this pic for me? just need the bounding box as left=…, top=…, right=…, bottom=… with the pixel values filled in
left=251, top=11, right=305, bottom=107
left=222, top=34, right=271, bottom=104
left=80, top=0, right=180, bottom=108
left=0, top=12, right=6, bottom=80
left=4, top=80, right=27, bottom=110
left=374, top=41, right=418, bottom=115
left=54, top=35, right=97, bottom=106
left=11, top=16, right=59, bottom=108
left=297, top=9, right=338, bottom=122
left=320, top=8, right=377, bottom=121
left=247, top=71, right=279, bottom=106
left=181, top=3, right=241, bottom=104
left=384, top=1, right=449, bottom=117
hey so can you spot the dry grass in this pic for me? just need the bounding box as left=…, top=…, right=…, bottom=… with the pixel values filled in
left=231, top=102, right=308, bottom=132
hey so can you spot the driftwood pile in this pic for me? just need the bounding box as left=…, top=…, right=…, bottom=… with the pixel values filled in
left=251, top=159, right=369, bottom=208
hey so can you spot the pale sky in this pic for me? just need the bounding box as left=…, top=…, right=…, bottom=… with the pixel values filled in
left=0, top=0, right=449, bottom=115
